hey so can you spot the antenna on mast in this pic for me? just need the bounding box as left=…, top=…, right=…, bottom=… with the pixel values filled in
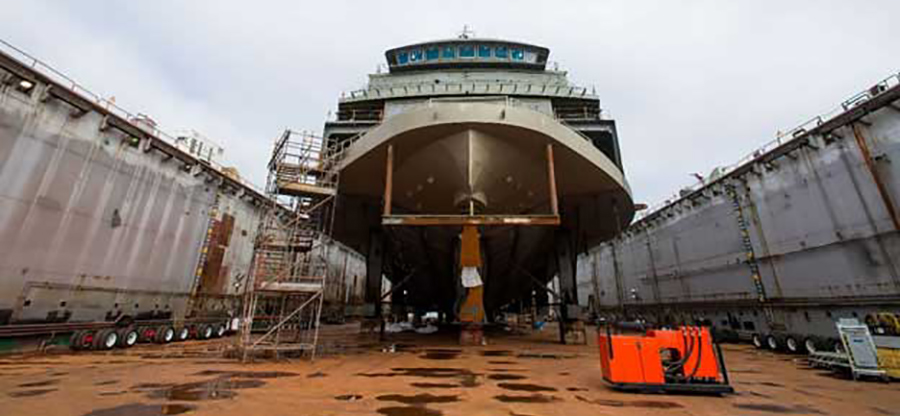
left=458, top=25, right=475, bottom=39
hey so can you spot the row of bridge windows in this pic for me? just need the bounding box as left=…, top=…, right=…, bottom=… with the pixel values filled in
left=396, top=44, right=536, bottom=66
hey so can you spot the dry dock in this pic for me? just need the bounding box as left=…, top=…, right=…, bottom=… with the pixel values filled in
left=1, top=326, right=897, bottom=416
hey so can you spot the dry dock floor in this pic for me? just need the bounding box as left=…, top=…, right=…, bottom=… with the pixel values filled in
left=0, top=324, right=897, bottom=416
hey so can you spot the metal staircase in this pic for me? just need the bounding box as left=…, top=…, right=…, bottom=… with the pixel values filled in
left=237, top=130, right=346, bottom=361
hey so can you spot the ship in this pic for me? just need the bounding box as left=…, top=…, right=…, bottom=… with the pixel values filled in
left=324, top=33, right=634, bottom=322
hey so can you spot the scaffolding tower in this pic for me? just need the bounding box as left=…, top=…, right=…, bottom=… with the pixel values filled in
left=237, top=129, right=344, bottom=361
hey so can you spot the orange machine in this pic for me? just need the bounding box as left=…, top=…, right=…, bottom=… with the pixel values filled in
left=598, top=326, right=733, bottom=394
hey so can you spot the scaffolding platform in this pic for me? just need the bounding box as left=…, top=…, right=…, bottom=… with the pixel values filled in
left=236, top=129, right=344, bottom=361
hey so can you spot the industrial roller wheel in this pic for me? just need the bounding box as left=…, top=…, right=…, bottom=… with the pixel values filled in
left=93, top=329, right=119, bottom=350
left=116, top=328, right=139, bottom=348
left=176, top=327, right=190, bottom=342
left=197, top=324, right=213, bottom=340
left=785, top=336, right=801, bottom=354
left=751, top=333, right=764, bottom=349
left=138, top=327, right=157, bottom=343
left=155, top=326, right=175, bottom=343
left=803, top=337, right=818, bottom=354
left=765, top=334, right=781, bottom=351
left=215, top=323, right=227, bottom=338
left=69, top=330, right=94, bottom=350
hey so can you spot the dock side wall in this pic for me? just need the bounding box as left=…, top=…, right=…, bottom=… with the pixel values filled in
left=577, top=85, right=900, bottom=343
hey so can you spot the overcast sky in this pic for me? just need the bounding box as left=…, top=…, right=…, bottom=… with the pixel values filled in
left=4, top=1, right=899, bottom=208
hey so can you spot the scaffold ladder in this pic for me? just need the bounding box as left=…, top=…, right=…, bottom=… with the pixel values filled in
left=237, top=130, right=344, bottom=361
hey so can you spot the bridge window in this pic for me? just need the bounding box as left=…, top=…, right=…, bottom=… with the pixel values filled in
left=442, top=46, right=456, bottom=59
left=511, top=49, right=525, bottom=61
left=459, top=45, right=475, bottom=58
left=478, top=45, right=492, bottom=58
left=410, top=49, right=423, bottom=63
left=425, top=47, right=440, bottom=61
left=397, top=51, right=409, bottom=65
left=495, top=46, right=508, bottom=59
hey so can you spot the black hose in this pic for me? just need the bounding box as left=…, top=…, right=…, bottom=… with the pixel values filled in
left=686, top=329, right=704, bottom=379
left=665, top=328, right=696, bottom=375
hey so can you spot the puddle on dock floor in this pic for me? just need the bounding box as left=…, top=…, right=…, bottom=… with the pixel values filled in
left=8, top=388, right=57, bottom=398
left=82, top=403, right=196, bottom=416
left=488, top=374, right=527, bottom=381
left=376, top=393, right=460, bottom=404
left=307, top=371, right=328, bottom=378
left=335, top=394, right=363, bottom=401
left=132, top=372, right=286, bottom=402
left=410, top=382, right=458, bottom=388
left=516, top=353, right=577, bottom=360
left=481, top=350, right=513, bottom=357
left=377, top=406, right=443, bottom=416
left=359, top=367, right=479, bottom=379
left=420, top=349, right=462, bottom=360
left=191, top=370, right=299, bottom=379
left=497, top=383, right=557, bottom=392
left=575, top=395, right=683, bottom=409
left=17, top=379, right=59, bottom=388
left=94, top=380, right=119, bottom=386
left=494, top=393, right=560, bottom=403
left=732, top=403, right=825, bottom=414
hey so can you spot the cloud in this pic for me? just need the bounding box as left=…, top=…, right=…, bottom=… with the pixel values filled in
left=3, top=0, right=899, bottom=205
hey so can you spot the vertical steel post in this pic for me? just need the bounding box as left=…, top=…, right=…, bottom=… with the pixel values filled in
left=852, top=124, right=900, bottom=231
left=383, top=144, right=394, bottom=217
left=547, top=144, right=559, bottom=216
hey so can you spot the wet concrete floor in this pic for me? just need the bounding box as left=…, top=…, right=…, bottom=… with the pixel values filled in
left=0, top=323, right=898, bottom=415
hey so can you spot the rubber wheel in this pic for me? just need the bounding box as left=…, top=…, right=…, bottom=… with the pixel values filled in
left=785, top=336, right=801, bottom=354
left=199, top=324, right=213, bottom=340
left=215, top=323, right=226, bottom=338
left=751, top=333, right=764, bottom=349
left=155, top=326, right=175, bottom=344
left=93, top=329, right=119, bottom=350
left=138, top=327, right=156, bottom=343
left=803, top=337, right=818, bottom=354
left=69, top=330, right=93, bottom=350
left=116, top=328, right=139, bottom=348
left=176, top=327, right=190, bottom=341
left=765, top=334, right=780, bottom=351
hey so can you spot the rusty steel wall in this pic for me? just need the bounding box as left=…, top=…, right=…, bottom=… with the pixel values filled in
left=0, top=49, right=367, bottom=327
left=0, top=89, right=215, bottom=323
left=577, top=82, right=900, bottom=341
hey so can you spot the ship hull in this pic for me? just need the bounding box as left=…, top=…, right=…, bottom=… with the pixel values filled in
left=333, top=101, right=634, bottom=315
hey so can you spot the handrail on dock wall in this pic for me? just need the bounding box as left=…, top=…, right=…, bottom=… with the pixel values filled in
left=0, top=38, right=269, bottom=196
left=634, top=70, right=900, bottom=222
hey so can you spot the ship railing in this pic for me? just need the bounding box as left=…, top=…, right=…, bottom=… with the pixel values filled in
left=634, top=69, right=900, bottom=223
left=335, top=108, right=384, bottom=122
left=0, top=38, right=270, bottom=198
left=270, top=129, right=351, bottom=193
left=410, top=96, right=602, bottom=146
left=340, top=80, right=598, bottom=103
